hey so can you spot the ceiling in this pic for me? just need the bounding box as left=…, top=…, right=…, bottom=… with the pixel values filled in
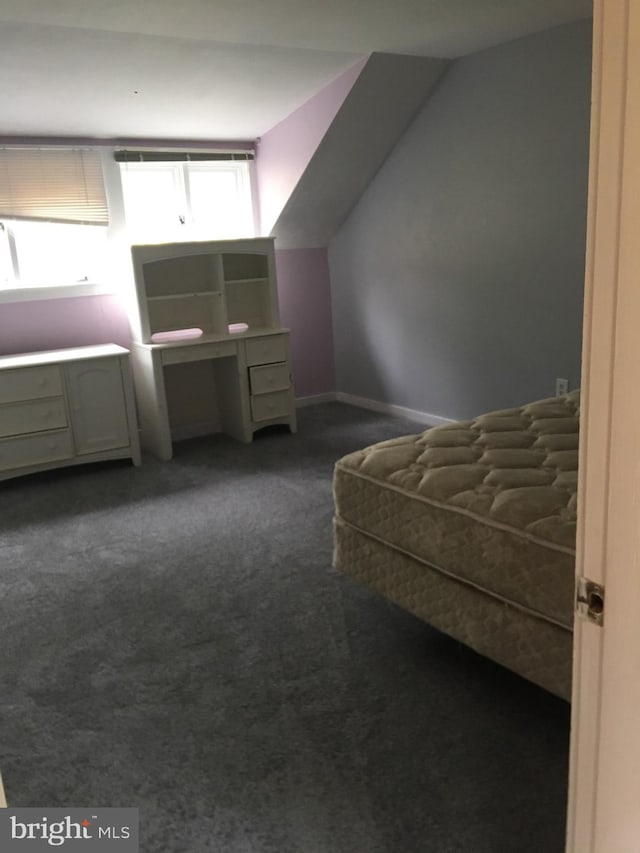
left=0, top=0, right=592, bottom=142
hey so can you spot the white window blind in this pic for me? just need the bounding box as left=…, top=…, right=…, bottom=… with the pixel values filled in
left=0, top=148, right=109, bottom=226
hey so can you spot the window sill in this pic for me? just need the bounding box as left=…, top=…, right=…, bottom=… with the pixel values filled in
left=0, top=282, right=117, bottom=304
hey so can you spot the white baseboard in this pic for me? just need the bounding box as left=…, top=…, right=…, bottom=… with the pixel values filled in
left=295, top=392, right=337, bottom=408
left=335, top=392, right=455, bottom=427
left=293, top=389, right=455, bottom=427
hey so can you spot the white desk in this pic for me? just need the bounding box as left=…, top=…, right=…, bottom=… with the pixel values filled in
left=130, top=329, right=296, bottom=460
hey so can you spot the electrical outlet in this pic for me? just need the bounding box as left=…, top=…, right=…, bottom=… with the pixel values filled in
left=555, top=377, right=569, bottom=397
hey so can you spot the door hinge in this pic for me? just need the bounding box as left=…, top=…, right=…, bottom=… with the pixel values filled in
left=576, top=576, right=605, bottom=626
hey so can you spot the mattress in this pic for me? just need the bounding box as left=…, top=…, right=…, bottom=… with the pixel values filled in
left=333, top=391, right=579, bottom=698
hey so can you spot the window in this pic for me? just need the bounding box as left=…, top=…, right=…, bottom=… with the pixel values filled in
left=2, top=220, right=108, bottom=286
left=0, top=218, right=109, bottom=290
left=0, top=147, right=109, bottom=291
left=118, top=152, right=255, bottom=244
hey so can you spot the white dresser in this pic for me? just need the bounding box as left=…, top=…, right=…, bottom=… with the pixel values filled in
left=0, top=344, right=141, bottom=481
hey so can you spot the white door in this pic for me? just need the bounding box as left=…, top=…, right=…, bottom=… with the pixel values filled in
left=566, top=1, right=640, bottom=850
left=66, top=357, right=130, bottom=455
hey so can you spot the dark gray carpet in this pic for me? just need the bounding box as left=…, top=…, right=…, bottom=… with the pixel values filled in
left=0, top=403, right=569, bottom=853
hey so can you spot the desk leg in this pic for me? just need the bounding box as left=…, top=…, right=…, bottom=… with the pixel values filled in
left=216, top=355, right=252, bottom=443
left=130, top=346, right=173, bottom=460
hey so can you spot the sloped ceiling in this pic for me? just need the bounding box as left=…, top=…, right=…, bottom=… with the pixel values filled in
left=0, top=0, right=592, bottom=140
left=270, top=54, right=449, bottom=248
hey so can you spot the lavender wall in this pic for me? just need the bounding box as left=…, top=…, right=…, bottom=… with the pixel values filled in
left=0, top=253, right=335, bottom=400
left=1, top=114, right=342, bottom=395
left=256, top=58, right=367, bottom=235
left=0, top=294, right=131, bottom=355
left=329, top=21, right=591, bottom=420
left=275, top=248, right=334, bottom=397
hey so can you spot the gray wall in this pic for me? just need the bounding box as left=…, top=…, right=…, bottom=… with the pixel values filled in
left=328, top=20, right=592, bottom=421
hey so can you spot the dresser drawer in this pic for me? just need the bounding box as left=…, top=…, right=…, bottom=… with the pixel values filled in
left=250, top=390, right=291, bottom=423
left=245, top=335, right=287, bottom=367
left=0, top=365, right=63, bottom=404
left=161, top=339, right=236, bottom=366
left=0, top=397, right=67, bottom=438
left=0, top=430, right=74, bottom=472
left=249, top=362, right=290, bottom=395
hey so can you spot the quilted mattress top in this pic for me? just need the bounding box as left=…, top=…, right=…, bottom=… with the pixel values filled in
left=338, top=391, right=579, bottom=553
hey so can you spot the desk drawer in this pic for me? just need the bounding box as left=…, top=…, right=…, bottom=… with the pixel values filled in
left=0, top=429, right=73, bottom=472
left=0, top=397, right=67, bottom=438
left=161, top=340, right=236, bottom=366
left=249, top=362, right=290, bottom=395
left=245, top=335, right=287, bottom=367
left=250, top=390, right=291, bottom=423
left=0, top=365, right=63, bottom=404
